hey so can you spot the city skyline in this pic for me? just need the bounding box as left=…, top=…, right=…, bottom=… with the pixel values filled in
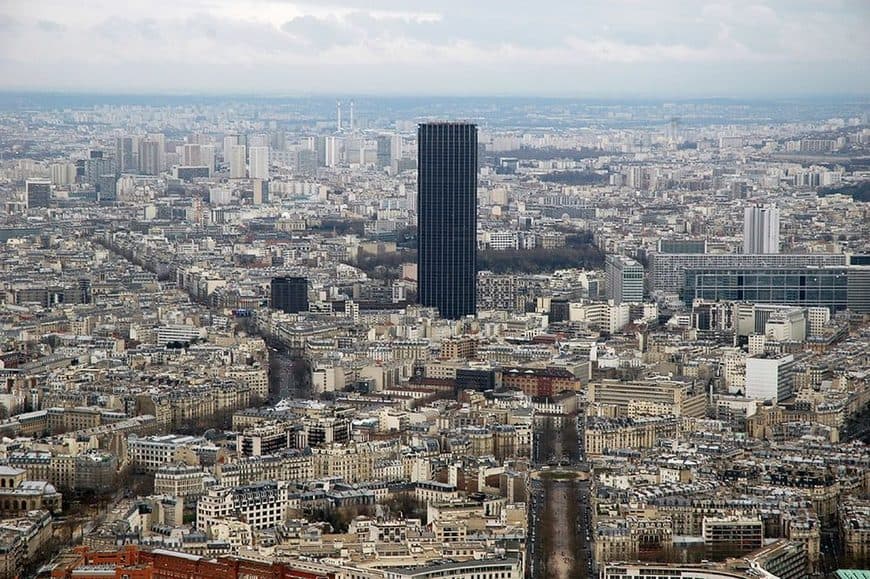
left=0, top=0, right=868, bottom=96
left=0, top=4, right=868, bottom=575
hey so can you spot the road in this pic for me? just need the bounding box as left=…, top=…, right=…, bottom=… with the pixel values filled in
left=527, top=412, right=593, bottom=578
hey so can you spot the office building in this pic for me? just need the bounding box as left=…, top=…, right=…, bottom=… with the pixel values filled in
left=658, top=239, right=707, bottom=254
left=745, top=353, right=794, bottom=403
left=417, top=122, right=478, bottom=319
left=702, top=516, right=764, bottom=553
left=175, top=166, right=210, bottom=181
left=848, top=266, right=870, bottom=313
left=606, top=254, right=644, bottom=303
left=271, top=277, right=308, bottom=314
left=228, top=144, right=246, bottom=179
left=248, top=146, right=269, bottom=179
left=649, top=253, right=847, bottom=295
left=744, top=204, right=780, bottom=254
left=95, top=174, right=117, bottom=202
left=377, top=134, right=402, bottom=168
left=733, top=303, right=806, bottom=339
left=25, top=180, right=51, bottom=209
left=683, top=266, right=862, bottom=312
left=377, top=135, right=392, bottom=168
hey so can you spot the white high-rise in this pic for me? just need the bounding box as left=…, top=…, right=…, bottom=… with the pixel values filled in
left=324, top=136, right=339, bottom=168
left=743, top=204, right=780, bottom=254
left=223, top=134, right=239, bottom=158
left=249, top=146, right=270, bottom=179
left=229, top=145, right=246, bottom=179
left=200, top=145, right=216, bottom=174
left=182, top=143, right=201, bottom=166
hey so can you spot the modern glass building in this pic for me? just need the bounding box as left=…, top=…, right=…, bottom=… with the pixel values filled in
left=417, top=122, right=478, bottom=319
left=650, top=253, right=848, bottom=294
left=270, top=276, right=308, bottom=314
left=683, top=267, right=850, bottom=311
left=606, top=254, right=644, bottom=304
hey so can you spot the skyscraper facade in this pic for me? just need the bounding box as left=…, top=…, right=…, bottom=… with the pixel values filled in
left=270, top=277, right=308, bottom=314
left=229, top=145, right=247, bottom=179
left=605, top=254, right=644, bottom=304
left=249, top=146, right=270, bottom=179
left=417, top=122, right=478, bottom=320
left=114, top=137, right=135, bottom=174
left=744, top=204, right=780, bottom=254
left=138, top=140, right=160, bottom=176
left=25, top=179, right=51, bottom=209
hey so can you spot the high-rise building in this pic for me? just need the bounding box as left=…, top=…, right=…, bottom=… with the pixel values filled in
left=317, top=136, right=339, bottom=168
left=200, top=145, right=216, bottom=174
left=248, top=133, right=269, bottom=148
left=223, top=134, right=239, bottom=159
left=606, top=254, right=644, bottom=304
left=25, top=179, right=51, bottom=209
left=253, top=179, right=268, bottom=205
left=229, top=144, right=246, bottom=179
left=137, top=139, right=161, bottom=175
left=49, top=163, right=76, bottom=186
left=146, top=133, right=166, bottom=172
left=96, top=174, right=117, bottom=203
left=182, top=143, right=202, bottom=166
left=376, top=134, right=402, bottom=169
left=417, top=122, right=478, bottom=319
left=377, top=135, right=392, bottom=168
left=249, top=146, right=270, bottom=179
left=744, top=204, right=780, bottom=254
left=271, top=277, right=308, bottom=314
left=114, top=137, right=135, bottom=173
left=391, top=134, right=403, bottom=162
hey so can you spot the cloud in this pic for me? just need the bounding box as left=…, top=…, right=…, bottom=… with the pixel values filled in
left=0, top=0, right=866, bottom=94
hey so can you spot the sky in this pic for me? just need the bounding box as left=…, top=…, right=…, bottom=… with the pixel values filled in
left=0, top=0, right=868, bottom=97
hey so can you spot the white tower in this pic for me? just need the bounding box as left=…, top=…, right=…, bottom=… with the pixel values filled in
left=249, top=146, right=270, bottom=180
left=349, top=100, right=354, bottom=133
left=229, top=144, right=246, bottom=179
left=336, top=100, right=342, bottom=133
left=743, top=204, right=780, bottom=254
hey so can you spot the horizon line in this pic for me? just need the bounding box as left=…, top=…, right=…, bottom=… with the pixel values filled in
left=0, top=89, right=869, bottom=102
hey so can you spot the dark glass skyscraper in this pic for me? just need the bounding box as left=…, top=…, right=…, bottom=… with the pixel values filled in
left=417, top=122, right=478, bottom=319
left=271, top=276, right=308, bottom=314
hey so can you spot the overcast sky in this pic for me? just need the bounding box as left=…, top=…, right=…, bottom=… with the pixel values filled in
left=0, top=0, right=867, bottom=96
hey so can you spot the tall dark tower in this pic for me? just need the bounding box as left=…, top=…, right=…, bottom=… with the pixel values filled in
left=271, top=277, right=308, bottom=314
left=417, top=122, right=478, bottom=319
